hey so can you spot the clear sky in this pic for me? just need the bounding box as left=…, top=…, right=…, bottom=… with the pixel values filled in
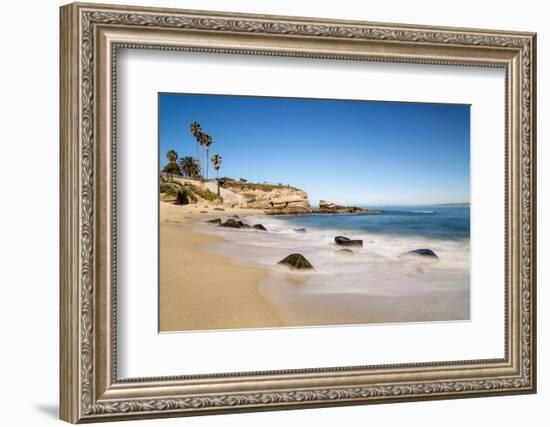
left=159, top=93, right=470, bottom=206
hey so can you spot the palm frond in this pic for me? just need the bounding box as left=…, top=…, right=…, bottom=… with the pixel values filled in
left=189, top=121, right=201, bottom=137
left=165, top=149, right=178, bottom=163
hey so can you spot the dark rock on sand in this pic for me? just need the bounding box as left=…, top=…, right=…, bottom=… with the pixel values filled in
left=334, top=235, right=363, bottom=247
left=219, top=218, right=246, bottom=229
left=336, top=248, right=354, bottom=256
left=278, top=253, right=314, bottom=270
left=252, top=224, right=267, bottom=231
left=400, top=248, right=439, bottom=259
left=294, top=228, right=307, bottom=233
left=207, top=218, right=222, bottom=225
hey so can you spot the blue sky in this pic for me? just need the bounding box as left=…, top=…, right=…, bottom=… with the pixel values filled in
left=159, top=93, right=470, bottom=206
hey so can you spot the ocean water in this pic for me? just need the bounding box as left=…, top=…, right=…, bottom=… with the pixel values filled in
left=196, top=206, right=471, bottom=325
left=270, top=206, right=470, bottom=241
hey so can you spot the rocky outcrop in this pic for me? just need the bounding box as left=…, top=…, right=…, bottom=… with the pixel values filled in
left=294, top=228, right=307, bottom=233
left=219, top=218, right=248, bottom=229
left=399, top=249, right=439, bottom=259
left=278, top=253, right=314, bottom=270
left=171, top=176, right=384, bottom=216
left=228, top=186, right=312, bottom=214
left=334, top=236, right=363, bottom=247
left=215, top=218, right=267, bottom=231
left=314, top=199, right=383, bottom=214
left=319, top=200, right=337, bottom=209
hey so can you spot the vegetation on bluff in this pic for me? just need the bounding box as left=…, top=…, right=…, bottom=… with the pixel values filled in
left=159, top=176, right=220, bottom=205
left=221, top=179, right=297, bottom=193
left=161, top=121, right=224, bottom=199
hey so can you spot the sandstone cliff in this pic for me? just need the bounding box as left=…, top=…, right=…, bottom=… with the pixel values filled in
left=222, top=181, right=311, bottom=214
left=164, top=176, right=382, bottom=216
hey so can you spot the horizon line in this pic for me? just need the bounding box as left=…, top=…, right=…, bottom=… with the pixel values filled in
left=329, top=201, right=470, bottom=207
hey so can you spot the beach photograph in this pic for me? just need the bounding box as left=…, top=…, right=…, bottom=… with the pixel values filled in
left=158, top=93, right=470, bottom=332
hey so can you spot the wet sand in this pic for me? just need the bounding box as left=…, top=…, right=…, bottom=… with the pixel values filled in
left=259, top=272, right=469, bottom=327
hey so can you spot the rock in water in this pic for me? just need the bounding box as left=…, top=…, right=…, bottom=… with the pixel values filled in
left=294, top=228, right=307, bottom=233
left=319, top=199, right=337, bottom=209
left=400, top=248, right=439, bottom=259
left=278, top=253, right=314, bottom=270
left=336, top=248, right=354, bottom=256
left=335, top=236, right=350, bottom=244
left=314, top=200, right=384, bottom=214
left=219, top=218, right=246, bottom=229
left=207, top=218, right=222, bottom=225
left=253, top=224, right=267, bottom=231
left=334, top=236, right=363, bottom=247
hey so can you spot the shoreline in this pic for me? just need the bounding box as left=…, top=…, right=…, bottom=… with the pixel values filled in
left=160, top=201, right=470, bottom=332
left=159, top=202, right=283, bottom=332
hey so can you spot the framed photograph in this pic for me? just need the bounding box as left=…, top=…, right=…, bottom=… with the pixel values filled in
left=60, top=2, right=537, bottom=423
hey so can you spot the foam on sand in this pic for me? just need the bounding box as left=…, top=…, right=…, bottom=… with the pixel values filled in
left=196, top=214, right=470, bottom=327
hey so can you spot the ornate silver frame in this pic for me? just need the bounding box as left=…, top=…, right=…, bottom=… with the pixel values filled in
left=60, top=2, right=537, bottom=423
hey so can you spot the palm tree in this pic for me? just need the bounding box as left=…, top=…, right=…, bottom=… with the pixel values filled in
left=201, top=133, right=213, bottom=181
left=179, top=156, right=201, bottom=178
left=166, top=149, right=178, bottom=163
left=211, top=153, right=222, bottom=196
left=163, top=150, right=180, bottom=178
left=189, top=121, right=202, bottom=176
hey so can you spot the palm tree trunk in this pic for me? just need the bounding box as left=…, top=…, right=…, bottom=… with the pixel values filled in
left=216, top=170, right=220, bottom=196
left=202, top=148, right=206, bottom=182
left=205, top=148, right=209, bottom=181
left=195, top=141, right=201, bottom=179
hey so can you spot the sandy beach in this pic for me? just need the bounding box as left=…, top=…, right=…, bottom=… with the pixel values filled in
left=160, top=201, right=470, bottom=332
left=159, top=202, right=283, bottom=332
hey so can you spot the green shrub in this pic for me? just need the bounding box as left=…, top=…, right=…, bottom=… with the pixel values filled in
left=160, top=180, right=183, bottom=196
left=202, top=189, right=220, bottom=201
left=186, top=184, right=221, bottom=201
left=223, top=180, right=297, bottom=192
left=160, top=178, right=219, bottom=203
left=162, top=162, right=181, bottom=175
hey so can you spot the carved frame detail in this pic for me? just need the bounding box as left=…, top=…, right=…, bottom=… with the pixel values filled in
left=60, top=2, right=536, bottom=423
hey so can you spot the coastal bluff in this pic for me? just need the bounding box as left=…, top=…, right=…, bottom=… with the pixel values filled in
left=161, top=176, right=383, bottom=215
left=223, top=181, right=311, bottom=214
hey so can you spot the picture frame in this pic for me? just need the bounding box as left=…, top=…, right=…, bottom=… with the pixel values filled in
left=60, top=2, right=537, bottom=423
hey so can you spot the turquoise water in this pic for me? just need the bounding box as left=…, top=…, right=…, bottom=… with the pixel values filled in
left=269, top=206, right=470, bottom=241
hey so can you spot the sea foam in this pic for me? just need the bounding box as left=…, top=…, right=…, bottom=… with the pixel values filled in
left=196, top=214, right=470, bottom=302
